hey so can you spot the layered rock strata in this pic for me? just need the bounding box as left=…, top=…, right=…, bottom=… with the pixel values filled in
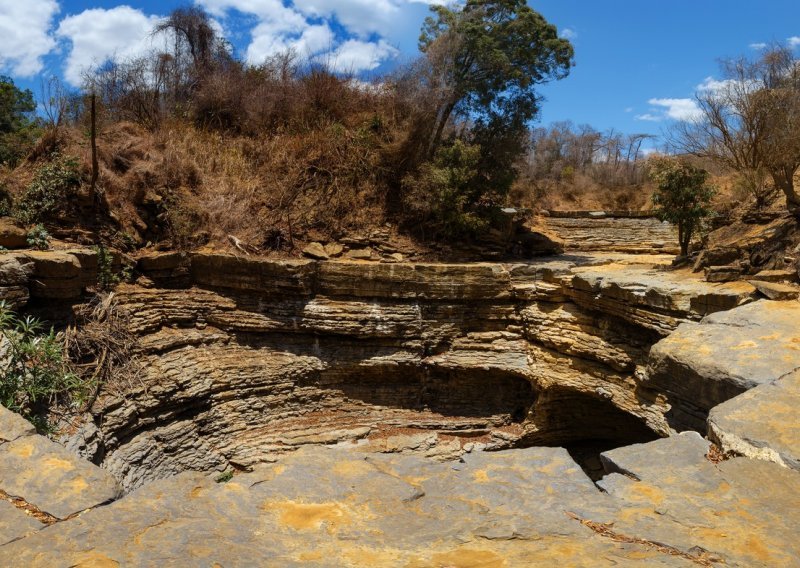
left=47, top=250, right=754, bottom=490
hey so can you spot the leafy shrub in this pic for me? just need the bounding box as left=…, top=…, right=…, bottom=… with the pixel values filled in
left=0, top=301, right=88, bottom=432
left=16, top=154, right=81, bottom=225
left=648, top=156, right=716, bottom=256
left=402, top=139, right=489, bottom=238
left=26, top=224, right=50, bottom=250
left=94, top=244, right=118, bottom=290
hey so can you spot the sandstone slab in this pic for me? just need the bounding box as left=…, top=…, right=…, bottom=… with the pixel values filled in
left=0, top=431, right=121, bottom=519
left=647, top=300, right=800, bottom=430
left=753, top=268, right=798, bottom=283
left=302, top=242, right=329, bottom=260
left=748, top=279, right=800, bottom=300
left=0, top=500, right=42, bottom=546
left=0, top=405, right=36, bottom=444
left=3, top=442, right=800, bottom=566
left=709, top=369, right=800, bottom=470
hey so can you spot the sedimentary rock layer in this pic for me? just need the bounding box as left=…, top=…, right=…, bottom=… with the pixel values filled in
left=49, top=251, right=753, bottom=489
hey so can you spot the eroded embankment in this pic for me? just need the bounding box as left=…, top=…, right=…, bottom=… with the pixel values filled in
left=0, top=247, right=755, bottom=490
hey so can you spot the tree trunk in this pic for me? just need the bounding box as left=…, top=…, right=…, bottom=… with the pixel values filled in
left=770, top=166, right=800, bottom=213
left=427, top=100, right=457, bottom=159
left=90, top=92, right=99, bottom=223
left=678, top=222, right=689, bottom=257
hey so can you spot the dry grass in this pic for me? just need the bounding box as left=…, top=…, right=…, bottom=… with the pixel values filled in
left=510, top=173, right=656, bottom=212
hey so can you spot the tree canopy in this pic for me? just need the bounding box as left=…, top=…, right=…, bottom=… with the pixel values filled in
left=0, top=76, right=38, bottom=166
left=648, top=156, right=716, bottom=256
left=418, top=0, right=574, bottom=158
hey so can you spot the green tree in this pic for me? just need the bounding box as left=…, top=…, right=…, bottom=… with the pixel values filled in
left=0, top=76, right=39, bottom=167
left=647, top=156, right=716, bottom=257
left=418, top=0, right=574, bottom=162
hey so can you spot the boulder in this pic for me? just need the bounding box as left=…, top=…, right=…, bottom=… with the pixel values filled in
left=301, top=242, right=329, bottom=260
left=709, top=369, right=800, bottom=471
left=0, top=219, right=27, bottom=249
left=692, top=246, right=741, bottom=271
left=748, top=280, right=800, bottom=301
left=647, top=300, right=800, bottom=431
left=323, top=242, right=344, bottom=258
left=344, top=248, right=373, bottom=260
left=704, top=264, right=741, bottom=282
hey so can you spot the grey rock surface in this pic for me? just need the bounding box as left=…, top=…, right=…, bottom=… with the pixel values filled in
left=647, top=300, right=800, bottom=430
left=709, top=369, right=800, bottom=471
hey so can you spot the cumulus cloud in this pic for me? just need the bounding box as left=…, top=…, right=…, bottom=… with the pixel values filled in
left=0, top=0, right=59, bottom=76
left=247, top=22, right=334, bottom=61
left=322, top=39, right=399, bottom=73
left=294, top=0, right=400, bottom=38
left=636, top=98, right=701, bottom=122
left=789, top=36, right=800, bottom=48
left=749, top=42, right=767, bottom=50
left=199, top=0, right=401, bottom=71
left=56, top=6, right=163, bottom=86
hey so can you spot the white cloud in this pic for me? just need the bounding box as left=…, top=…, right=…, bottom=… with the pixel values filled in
left=247, top=22, right=334, bottom=62
left=648, top=98, right=701, bottom=121
left=624, top=106, right=633, bottom=113
left=321, top=39, right=399, bottom=73
left=749, top=42, right=767, bottom=50
left=199, top=0, right=402, bottom=71
left=789, top=36, right=800, bottom=48
left=56, top=6, right=163, bottom=86
left=635, top=98, right=701, bottom=122
left=293, top=0, right=400, bottom=38
left=634, top=113, right=662, bottom=122
left=0, top=0, right=59, bottom=76
left=696, top=76, right=735, bottom=92
left=559, top=27, right=577, bottom=41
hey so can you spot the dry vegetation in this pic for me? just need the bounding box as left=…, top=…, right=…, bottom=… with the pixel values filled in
left=0, top=2, right=580, bottom=254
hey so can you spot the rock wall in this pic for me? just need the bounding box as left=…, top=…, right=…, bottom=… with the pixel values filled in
left=11, top=249, right=745, bottom=490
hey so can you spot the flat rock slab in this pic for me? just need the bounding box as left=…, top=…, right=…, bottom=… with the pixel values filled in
left=3, top=442, right=800, bottom=566
left=0, top=406, right=36, bottom=444
left=647, top=300, right=800, bottom=430
left=748, top=280, right=800, bottom=300
left=600, top=431, right=710, bottom=480
left=0, top=500, right=43, bottom=546
left=0, top=428, right=121, bottom=519
left=709, top=369, right=800, bottom=471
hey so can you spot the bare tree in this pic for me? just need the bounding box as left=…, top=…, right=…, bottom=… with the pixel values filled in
left=674, top=46, right=800, bottom=211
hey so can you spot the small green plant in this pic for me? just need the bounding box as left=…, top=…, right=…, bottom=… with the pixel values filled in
left=26, top=224, right=50, bottom=250
left=215, top=470, right=234, bottom=483
left=94, top=244, right=119, bottom=290
left=16, top=154, right=81, bottom=225
left=0, top=301, right=88, bottom=432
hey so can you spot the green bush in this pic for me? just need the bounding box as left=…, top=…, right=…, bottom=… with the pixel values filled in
left=26, top=224, right=50, bottom=250
left=0, top=301, right=88, bottom=432
left=16, top=154, right=82, bottom=225
left=95, top=244, right=119, bottom=290
left=648, top=156, right=716, bottom=257
left=402, top=139, right=490, bottom=238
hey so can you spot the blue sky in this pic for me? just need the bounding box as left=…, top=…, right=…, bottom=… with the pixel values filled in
left=1, top=0, right=799, bottom=145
